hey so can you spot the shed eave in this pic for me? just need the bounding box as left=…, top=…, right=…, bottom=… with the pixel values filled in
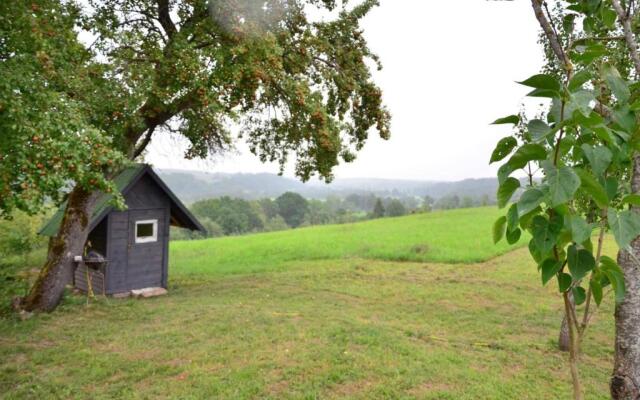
left=39, top=164, right=205, bottom=236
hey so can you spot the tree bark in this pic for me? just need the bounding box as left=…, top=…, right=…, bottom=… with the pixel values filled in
left=20, top=186, right=100, bottom=312
left=563, top=290, right=584, bottom=400
left=559, top=314, right=571, bottom=352
left=559, top=292, right=581, bottom=353
left=609, top=1, right=640, bottom=398
left=612, top=241, right=640, bottom=399
left=612, top=155, right=640, bottom=399
left=563, top=289, right=584, bottom=400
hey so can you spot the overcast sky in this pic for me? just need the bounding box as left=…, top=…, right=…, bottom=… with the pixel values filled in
left=145, top=0, right=545, bottom=182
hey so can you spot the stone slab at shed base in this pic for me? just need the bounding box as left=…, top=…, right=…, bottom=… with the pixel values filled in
left=131, top=287, right=168, bottom=298
left=112, top=287, right=168, bottom=299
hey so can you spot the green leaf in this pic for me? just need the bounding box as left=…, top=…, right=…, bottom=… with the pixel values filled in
left=528, top=119, right=551, bottom=141
left=575, top=111, right=605, bottom=128
left=602, top=63, right=630, bottom=103
left=493, top=216, right=507, bottom=244
left=630, top=99, right=640, bottom=111
left=569, top=90, right=596, bottom=117
left=509, top=144, right=548, bottom=169
left=498, top=144, right=547, bottom=184
left=572, top=286, right=587, bottom=306
left=492, top=115, right=520, bottom=125
left=613, top=107, right=637, bottom=134
left=497, top=163, right=513, bottom=185
left=563, top=14, right=576, bottom=34
left=590, top=279, right=603, bottom=306
left=622, top=194, right=640, bottom=206
left=529, top=238, right=543, bottom=263
left=567, top=4, right=584, bottom=13
left=581, top=144, right=612, bottom=177
left=490, top=137, right=518, bottom=164
left=518, top=74, right=561, bottom=92
left=575, top=168, right=609, bottom=208
left=541, top=258, right=562, bottom=285
left=573, top=43, right=607, bottom=64
left=520, top=206, right=542, bottom=230
left=600, top=255, right=619, bottom=271
left=507, top=203, right=519, bottom=232
left=545, top=163, right=581, bottom=207
left=527, top=88, right=561, bottom=99
left=558, top=272, right=572, bottom=292
left=601, top=7, right=617, bottom=29
left=608, top=209, right=640, bottom=249
left=605, top=177, right=618, bottom=201
left=550, top=91, right=595, bottom=120
left=582, top=236, right=594, bottom=253
left=592, top=125, right=618, bottom=147
left=567, top=244, right=595, bottom=281
left=583, top=16, right=596, bottom=33
left=601, top=256, right=626, bottom=303
left=554, top=203, right=571, bottom=216
left=568, top=70, right=591, bottom=92
left=517, top=188, right=545, bottom=217
left=506, top=227, right=521, bottom=245
left=531, top=215, right=562, bottom=255
left=615, top=131, right=632, bottom=146
left=497, top=177, right=520, bottom=208
left=566, top=215, right=592, bottom=244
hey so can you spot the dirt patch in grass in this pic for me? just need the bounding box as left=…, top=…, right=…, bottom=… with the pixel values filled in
left=266, top=379, right=290, bottom=396
left=329, top=377, right=375, bottom=397
left=407, top=381, right=454, bottom=396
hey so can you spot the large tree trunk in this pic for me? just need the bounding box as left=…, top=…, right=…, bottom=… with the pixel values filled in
left=20, top=186, right=99, bottom=312
left=611, top=155, right=640, bottom=399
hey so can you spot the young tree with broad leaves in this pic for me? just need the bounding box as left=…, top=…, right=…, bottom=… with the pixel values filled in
left=492, top=1, right=640, bottom=398
left=0, top=0, right=390, bottom=312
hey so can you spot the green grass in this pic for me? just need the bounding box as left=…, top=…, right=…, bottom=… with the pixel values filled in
left=0, top=208, right=617, bottom=399
left=171, top=207, right=523, bottom=278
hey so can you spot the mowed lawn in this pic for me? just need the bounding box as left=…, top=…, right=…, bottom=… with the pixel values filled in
left=0, top=208, right=617, bottom=399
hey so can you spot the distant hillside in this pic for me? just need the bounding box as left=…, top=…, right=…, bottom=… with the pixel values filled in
left=156, top=168, right=500, bottom=203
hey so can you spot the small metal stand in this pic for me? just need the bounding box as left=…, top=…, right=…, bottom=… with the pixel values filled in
left=73, top=253, right=108, bottom=299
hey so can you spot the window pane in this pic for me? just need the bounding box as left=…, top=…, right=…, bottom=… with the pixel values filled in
left=137, top=223, right=154, bottom=238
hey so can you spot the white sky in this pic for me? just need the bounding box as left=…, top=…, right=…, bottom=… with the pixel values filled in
left=146, top=0, right=545, bottom=181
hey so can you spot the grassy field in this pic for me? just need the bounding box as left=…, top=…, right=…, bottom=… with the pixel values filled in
left=0, top=207, right=617, bottom=399
left=170, top=207, right=523, bottom=278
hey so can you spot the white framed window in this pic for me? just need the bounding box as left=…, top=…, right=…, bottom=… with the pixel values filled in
left=135, top=219, right=158, bottom=243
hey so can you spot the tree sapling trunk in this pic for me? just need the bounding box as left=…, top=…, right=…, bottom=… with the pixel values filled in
left=559, top=313, right=571, bottom=352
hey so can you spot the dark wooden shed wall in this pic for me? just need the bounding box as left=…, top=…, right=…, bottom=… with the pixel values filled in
left=106, top=211, right=128, bottom=293
left=67, top=174, right=171, bottom=294
left=103, top=175, right=171, bottom=294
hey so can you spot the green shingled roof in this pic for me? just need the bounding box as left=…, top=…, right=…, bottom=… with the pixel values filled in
left=39, top=164, right=146, bottom=237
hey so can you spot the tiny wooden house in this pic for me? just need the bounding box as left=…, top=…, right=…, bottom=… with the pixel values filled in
left=40, top=164, right=205, bottom=295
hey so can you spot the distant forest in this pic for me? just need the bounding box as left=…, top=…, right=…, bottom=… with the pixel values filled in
left=165, top=170, right=501, bottom=240
left=157, top=169, right=501, bottom=203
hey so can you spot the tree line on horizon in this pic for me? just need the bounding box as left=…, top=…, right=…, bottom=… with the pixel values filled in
left=171, top=191, right=497, bottom=240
